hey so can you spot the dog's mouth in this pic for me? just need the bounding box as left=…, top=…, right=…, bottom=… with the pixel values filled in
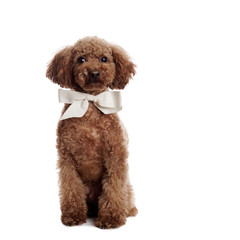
left=76, top=78, right=106, bottom=93
left=85, top=77, right=102, bottom=85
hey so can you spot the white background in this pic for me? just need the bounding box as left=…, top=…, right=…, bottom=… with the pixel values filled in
left=0, top=0, right=239, bottom=239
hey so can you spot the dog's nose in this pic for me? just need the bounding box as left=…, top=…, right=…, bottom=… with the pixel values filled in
left=90, top=70, right=100, bottom=80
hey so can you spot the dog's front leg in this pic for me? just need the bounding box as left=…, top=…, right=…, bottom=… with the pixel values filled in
left=58, top=153, right=87, bottom=226
left=95, top=136, right=129, bottom=229
left=96, top=169, right=128, bottom=228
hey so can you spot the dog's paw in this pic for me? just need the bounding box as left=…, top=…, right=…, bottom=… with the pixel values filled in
left=95, top=214, right=126, bottom=229
left=61, top=213, right=86, bottom=226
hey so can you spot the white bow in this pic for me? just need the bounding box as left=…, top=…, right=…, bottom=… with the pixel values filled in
left=58, top=89, right=122, bottom=120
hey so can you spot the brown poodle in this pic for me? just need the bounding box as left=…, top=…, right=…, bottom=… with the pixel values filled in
left=46, top=37, right=137, bottom=229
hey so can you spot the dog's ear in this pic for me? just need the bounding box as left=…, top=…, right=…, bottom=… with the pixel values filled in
left=109, top=45, right=136, bottom=90
left=46, top=46, right=73, bottom=88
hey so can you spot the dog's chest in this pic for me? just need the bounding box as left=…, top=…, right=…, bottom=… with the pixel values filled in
left=74, top=125, right=103, bottom=183
left=60, top=102, right=113, bottom=182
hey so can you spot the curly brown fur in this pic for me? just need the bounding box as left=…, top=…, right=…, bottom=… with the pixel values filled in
left=46, top=36, right=137, bottom=229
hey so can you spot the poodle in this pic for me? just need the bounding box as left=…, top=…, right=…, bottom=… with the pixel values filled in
left=46, top=37, right=138, bottom=228
left=46, top=37, right=137, bottom=229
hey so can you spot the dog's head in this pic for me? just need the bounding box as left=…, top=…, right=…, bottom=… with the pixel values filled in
left=46, top=37, right=135, bottom=95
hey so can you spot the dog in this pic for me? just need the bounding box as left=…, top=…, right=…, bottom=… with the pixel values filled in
left=46, top=37, right=137, bottom=228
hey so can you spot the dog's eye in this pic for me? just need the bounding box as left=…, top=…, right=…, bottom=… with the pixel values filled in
left=100, top=56, right=107, bottom=63
left=77, top=57, right=86, bottom=64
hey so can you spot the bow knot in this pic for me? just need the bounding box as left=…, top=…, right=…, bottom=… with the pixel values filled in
left=86, top=94, right=98, bottom=102
left=58, top=89, right=122, bottom=120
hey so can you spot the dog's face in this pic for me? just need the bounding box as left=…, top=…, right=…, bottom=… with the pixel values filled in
left=46, top=37, right=135, bottom=95
left=72, top=38, right=115, bottom=93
